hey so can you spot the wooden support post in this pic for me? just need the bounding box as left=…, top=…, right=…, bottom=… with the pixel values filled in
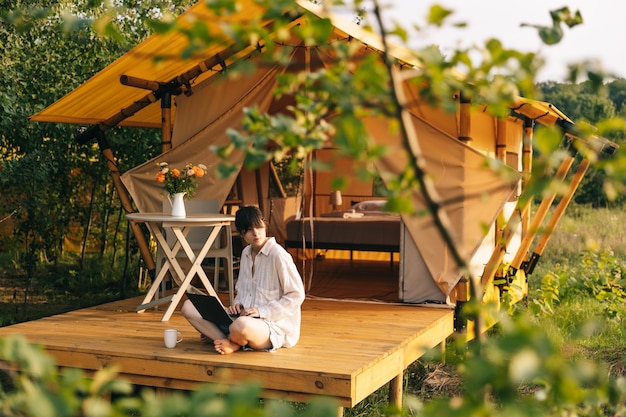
left=453, top=277, right=469, bottom=332
left=255, top=168, right=265, bottom=214
left=494, top=118, right=509, bottom=294
left=269, top=161, right=287, bottom=198
left=161, top=91, right=172, bottom=153
left=440, top=339, right=447, bottom=365
left=388, top=374, right=403, bottom=411
left=96, top=134, right=156, bottom=274
left=521, top=118, right=534, bottom=241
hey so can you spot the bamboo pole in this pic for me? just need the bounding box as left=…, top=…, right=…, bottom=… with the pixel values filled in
left=494, top=118, right=509, bottom=260
left=119, top=75, right=161, bottom=91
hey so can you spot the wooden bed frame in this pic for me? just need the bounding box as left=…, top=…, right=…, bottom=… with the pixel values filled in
left=284, top=238, right=399, bottom=254
left=283, top=215, right=401, bottom=261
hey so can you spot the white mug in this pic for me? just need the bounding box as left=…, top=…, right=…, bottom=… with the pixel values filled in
left=164, top=329, right=183, bottom=348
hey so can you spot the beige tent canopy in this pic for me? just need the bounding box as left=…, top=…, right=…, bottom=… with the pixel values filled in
left=30, top=1, right=611, bottom=304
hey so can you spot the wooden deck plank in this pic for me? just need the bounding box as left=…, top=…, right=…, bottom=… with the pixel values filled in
left=0, top=293, right=454, bottom=408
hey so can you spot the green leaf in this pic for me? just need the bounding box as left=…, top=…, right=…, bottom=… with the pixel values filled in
left=550, top=7, right=584, bottom=28
left=205, top=0, right=240, bottom=15
left=427, top=4, right=453, bottom=27
left=146, top=18, right=177, bottom=34
left=296, top=16, right=334, bottom=46
left=538, top=25, right=564, bottom=45
left=217, top=162, right=239, bottom=179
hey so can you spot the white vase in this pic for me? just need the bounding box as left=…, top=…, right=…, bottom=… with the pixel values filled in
left=167, top=192, right=187, bottom=217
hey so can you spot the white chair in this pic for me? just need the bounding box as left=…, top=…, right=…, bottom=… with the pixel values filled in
left=156, top=199, right=234, bottom=304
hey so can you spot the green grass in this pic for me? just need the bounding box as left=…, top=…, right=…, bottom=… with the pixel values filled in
left=0, top=250, right=142, bottom=326
left=531, top=205, right=626, bottom=275
left=524, top=204, right=626, bottom=378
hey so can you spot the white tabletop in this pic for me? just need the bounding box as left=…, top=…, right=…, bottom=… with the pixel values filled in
left=127, top=212, right=235, bottom=223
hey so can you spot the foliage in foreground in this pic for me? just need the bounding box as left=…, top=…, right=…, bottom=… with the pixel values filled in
left=0, top=335, right=339, bottom=417
left=417, top=311, right=626, bottom=417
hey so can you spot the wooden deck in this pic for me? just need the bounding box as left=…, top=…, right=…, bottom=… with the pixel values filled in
left=0, top=260, right=454, bottom=409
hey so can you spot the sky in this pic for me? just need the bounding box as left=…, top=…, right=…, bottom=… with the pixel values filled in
left=350, top=0, right=625, bottom=82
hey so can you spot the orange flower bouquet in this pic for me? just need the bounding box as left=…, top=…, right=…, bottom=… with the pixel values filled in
left=155, top=162, right=207, bottom=198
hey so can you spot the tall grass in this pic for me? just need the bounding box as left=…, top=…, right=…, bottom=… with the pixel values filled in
left=0, top=250, right=142, bottom=326
left=530, top=204, right=626, bottom=275
left=526, top=204, right=626, bottom=374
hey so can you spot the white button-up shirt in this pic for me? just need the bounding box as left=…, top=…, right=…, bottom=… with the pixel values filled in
left=235, top=237, right=305, bottom=349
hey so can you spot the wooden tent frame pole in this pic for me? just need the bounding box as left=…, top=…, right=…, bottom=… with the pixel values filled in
left=480, top=155, right=574, bottom=289
left=95, top=132, right=156, bottom=274
left=508, top=155, right=574, bottom=272
left=458, top=92, right=472, bottom=144
left=494, top=118, right=509, bottom=263
left=270, top=161, right=287, bottom=198
left=524, top=158, right=590, bottom=274
left=521, top=118, right=534, bottom=242
left=161, top=91, right=173, bottom=153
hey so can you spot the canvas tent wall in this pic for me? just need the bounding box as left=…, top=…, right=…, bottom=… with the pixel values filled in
left=29, top=0, right=610, bottom=305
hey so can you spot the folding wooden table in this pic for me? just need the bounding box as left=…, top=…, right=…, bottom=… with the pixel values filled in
left=127, top=212, right=235, bottom=321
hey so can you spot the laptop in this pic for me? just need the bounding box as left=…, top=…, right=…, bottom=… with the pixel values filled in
left=186, top=293, right=236, bottom=326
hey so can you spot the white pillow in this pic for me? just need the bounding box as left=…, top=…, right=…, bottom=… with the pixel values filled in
left=351, top=200, right=387, bottom=212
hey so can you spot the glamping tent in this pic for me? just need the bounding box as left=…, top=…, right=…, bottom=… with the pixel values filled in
left=30, top=1, right=615, bottom=309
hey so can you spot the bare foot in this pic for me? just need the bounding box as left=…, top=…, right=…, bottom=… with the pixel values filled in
left=214, top=338, right=241, bottom=355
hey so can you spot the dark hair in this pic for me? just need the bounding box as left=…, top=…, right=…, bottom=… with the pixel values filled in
left=234, top=206, right=266, bottom=235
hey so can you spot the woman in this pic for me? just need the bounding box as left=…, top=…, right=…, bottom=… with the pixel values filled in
left=181, top=205, right=305, bottom=354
